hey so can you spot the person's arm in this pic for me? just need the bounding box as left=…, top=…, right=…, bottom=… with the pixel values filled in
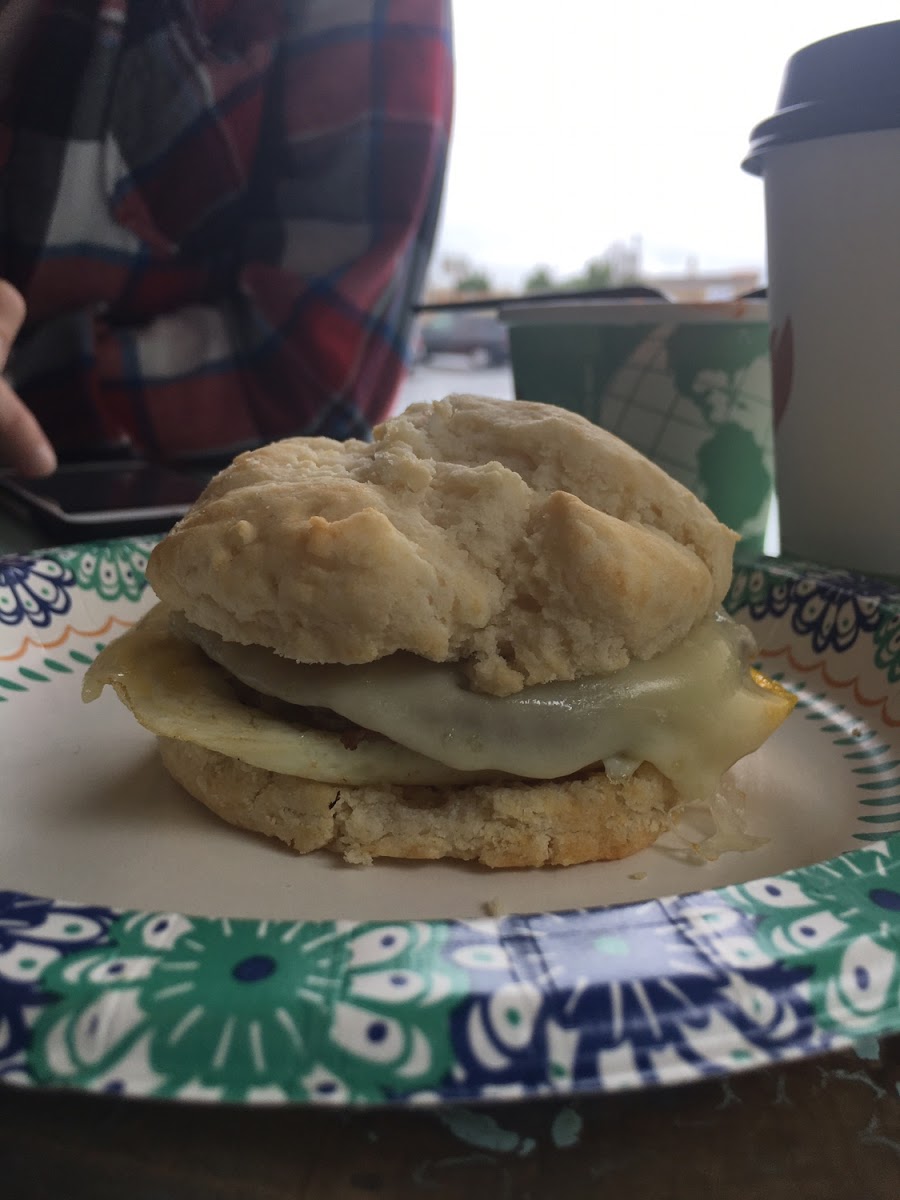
left=0, top=281, right=56, bottom=476
left=86, top=1, right=453, bottom=461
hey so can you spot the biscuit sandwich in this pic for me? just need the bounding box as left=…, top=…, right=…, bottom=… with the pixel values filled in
left=83, top=395, right=794, bottom=868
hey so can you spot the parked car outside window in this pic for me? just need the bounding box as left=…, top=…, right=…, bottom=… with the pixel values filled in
left=418, top=311, right=510, bottom=367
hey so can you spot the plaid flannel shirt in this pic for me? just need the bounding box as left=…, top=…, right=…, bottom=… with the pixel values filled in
left=0, top=0, right=452, bottom=462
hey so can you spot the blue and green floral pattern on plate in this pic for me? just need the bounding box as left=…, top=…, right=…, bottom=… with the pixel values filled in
left=1, top=541, right=899, bottom=1104
left=0, top=537, right=155, bottom=627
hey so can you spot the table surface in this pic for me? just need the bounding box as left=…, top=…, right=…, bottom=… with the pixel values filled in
left=0, top=506, right=41, bottom=554
left=1, top=510, right=899, bottom=1199
left=2, top=1038, right=899, bottom=1199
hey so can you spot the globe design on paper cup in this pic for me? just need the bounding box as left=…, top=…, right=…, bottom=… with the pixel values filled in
left=601, top=324, right=774, bottom=549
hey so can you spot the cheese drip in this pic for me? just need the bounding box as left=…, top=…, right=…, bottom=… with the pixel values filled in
left=176, top=609, right=794, bottom=802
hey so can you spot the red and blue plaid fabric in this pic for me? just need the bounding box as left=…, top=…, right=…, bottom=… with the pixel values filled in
left=0, top=0, right=452, bottom=462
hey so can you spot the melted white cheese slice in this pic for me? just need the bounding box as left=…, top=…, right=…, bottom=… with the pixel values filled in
left=173, top=607, right=794, bottom=800
left=82, top=605, right=487, bottom=787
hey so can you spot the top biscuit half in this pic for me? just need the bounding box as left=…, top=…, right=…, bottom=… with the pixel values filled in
left=147, top=395, right=738, bottom=696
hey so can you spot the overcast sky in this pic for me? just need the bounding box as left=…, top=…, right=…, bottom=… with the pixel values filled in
left=434, top=1, right=899, bottom=288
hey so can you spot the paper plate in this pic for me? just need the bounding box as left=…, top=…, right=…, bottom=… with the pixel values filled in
left=0, top=539, right=898, bottom=1104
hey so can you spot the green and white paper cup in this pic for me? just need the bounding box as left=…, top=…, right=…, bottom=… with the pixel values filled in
left=502, top=300, right=774, bottom=556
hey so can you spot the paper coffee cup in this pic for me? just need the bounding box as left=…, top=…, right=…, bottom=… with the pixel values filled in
left=744, top=21, right=900, bottom=578
left=502, top=300, right=774, bottom=556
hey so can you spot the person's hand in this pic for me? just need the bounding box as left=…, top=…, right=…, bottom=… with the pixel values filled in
left=0, top=280, right=56, bottom=477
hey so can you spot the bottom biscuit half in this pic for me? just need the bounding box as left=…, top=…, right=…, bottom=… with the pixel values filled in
left=158, top=736, right=682, bottom=868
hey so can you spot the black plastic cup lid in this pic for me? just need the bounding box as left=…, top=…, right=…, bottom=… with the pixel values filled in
left=743, top=20, right=900, bottom=175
